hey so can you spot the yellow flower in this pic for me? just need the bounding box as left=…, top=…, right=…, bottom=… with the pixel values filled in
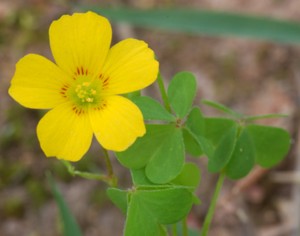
left=9, top=12, right=159, bottom=161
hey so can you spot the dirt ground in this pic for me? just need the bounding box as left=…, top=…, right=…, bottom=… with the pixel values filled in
left=1, top=0, right=300, bottom=235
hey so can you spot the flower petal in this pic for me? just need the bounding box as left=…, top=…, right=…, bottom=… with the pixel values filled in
left=101, top=38, right=159, bottom=95
left=37, top=102, right=93, bottom=161
left=89, top=95, right=145, bottom=151
left=49, top=11, right=112, bottom=77
left=9, top=54, right=69, bottom=109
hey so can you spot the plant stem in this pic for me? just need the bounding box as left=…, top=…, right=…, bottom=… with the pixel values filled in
left=182, top=217, right=188, bottom=236
left=101, top=148, right=117, bottom=187
left=157, top=72, right=172, bottom=113
left=201, top=172, right=226, bottom=236
left=171, top=224, right=177, bottom=236
left=61, top=160, right=115, bottom=186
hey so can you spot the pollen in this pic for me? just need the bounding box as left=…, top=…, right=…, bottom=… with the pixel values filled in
left=75, top=83, right=98, bottom=103
left=68, top=75, right=101, bottom=107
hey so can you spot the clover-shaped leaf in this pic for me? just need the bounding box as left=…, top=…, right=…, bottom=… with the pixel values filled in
left=224, top=128, right=255, bottom=179
left=208, top=124, right=238, bottom=173
left=168, top=72, right=197, bottom=118
left=131, top=96, right=175, bottom=121
left=171, top=162, right=201, bottom=190
left=106, top=188, right=128, bottom=214
left=124, top=186, right=194, bottom=236
left=246, top=124, right=291, bottom=168
left=116, top=124, right=185, bottom=184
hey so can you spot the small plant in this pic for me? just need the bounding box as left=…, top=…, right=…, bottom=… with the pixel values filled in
left=8, top=11, right=291, bottom=236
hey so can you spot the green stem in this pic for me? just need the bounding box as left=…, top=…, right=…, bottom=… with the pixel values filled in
left=201, top=172, right=226, bottom=236
left=101, top=148, right=117, bottom=187
left=157, top=72, right=172, bottom=113
left=171, top=224, right=177, bottom=236
left=61, top=160, right=115, bottom=186
left=182, top=217, right=188, bottom=236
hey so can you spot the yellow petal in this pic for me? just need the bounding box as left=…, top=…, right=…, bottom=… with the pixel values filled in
left=100, top=38, right=159, bottom=95
left=49, top=11, right=112, bottom=77
left=89, top=95, right=145, bottom=151
left=37, top=102, right=93, bottom=161
left=9, top=54, right=69, bottom=109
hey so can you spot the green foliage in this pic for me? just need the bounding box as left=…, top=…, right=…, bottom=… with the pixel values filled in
left=246, top=124, right=291, bottom=168
left=89, top=7, right=300, bottom=44
left=117, top=124, right=185, bottom=184
left=124, top=186, right=194, bottom=236
left=10, top=6, right=295, bottom=235
left=47, top=173, right=82, bottom=236
left=167, top=72, right=197, bottom=118
left=208, top=125, right=238, bottom=173
left=171, top=162, right=201, bottom=190
left=106, top=188, right=128, bottom=214
left=224, top=128, right=255, bottom=179
left=131, top=96, right=175, bottom=121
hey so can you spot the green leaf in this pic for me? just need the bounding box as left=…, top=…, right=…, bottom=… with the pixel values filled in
left=202, top=99, right=241, bottom=118
left=224, top=129, right=255, bottom=179
left=89, top=8, right=300, bottom=44
left=123, top=90, right=141, bottom=99
left=246, top=124, right=291, bottom=168
left=131, top=96, right=175, bottom=121
left=116, top=125, right=170, bottom=169
left=106, top=188, right=128, bottom=214
left=168, top=72, right=197, bottom=118
left=208, top=124, right=238, bottom=173
left=124, top=187, right=193, bottom=236
left=131, top=168, right=154, bottom=186
left=172, top=162, right=201, bottom=190
left=183, top=107, right=211, bottom=158
left=47, top=173, right=82, bottom=236
left=183, top=128, right=203, bottom=157
left=145, top=128, right=185, bottom=184
left=244, top=113, right=288, bottom=121
left=116, top=124, right=185, bottom=184
left=185, top=107, right=205, bottom=136
left=204, top=117, right=236, bottom=146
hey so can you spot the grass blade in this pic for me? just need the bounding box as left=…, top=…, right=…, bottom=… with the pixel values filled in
left=83, top=7, right=300, bottom=44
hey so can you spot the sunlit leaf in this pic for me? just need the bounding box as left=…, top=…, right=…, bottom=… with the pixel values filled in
left=131, top=96, right=175, bottom=121
left=107, top=188, right=128, bottom=214
left=168, top=72, right=197, bottom=118
left=124, top=186, right=193, bottom=236
left=116, top=124, right=185, bottom=184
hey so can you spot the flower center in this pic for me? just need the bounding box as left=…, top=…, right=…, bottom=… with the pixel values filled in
left=75, top=82, right=96, bottom=103
left=67, top=76, right=101, bottom=108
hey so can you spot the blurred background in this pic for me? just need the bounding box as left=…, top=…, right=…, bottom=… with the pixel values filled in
left=1, top=0, right=300, bottom=235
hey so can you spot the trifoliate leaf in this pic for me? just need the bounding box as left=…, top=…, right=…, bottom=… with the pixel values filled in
left=106, top=188, right=128, bottom=214
left=171, top=162, right=201, bottom=190
left=131, top=96, right=175, bottom=121
left=246, top=124, right=291, bottom=168
left=184, top=107, right=212, bottom=158
left=167, top=72, right=197, bottom=118
left=208, top=124, right=238, bottom=173
left=204, top=117, right=236, bottom=146
left=116, top=124, right=185, bottom=184
left=224, top=128, right=255, bottom=179
left=124, top=187, right=193, bottom=236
